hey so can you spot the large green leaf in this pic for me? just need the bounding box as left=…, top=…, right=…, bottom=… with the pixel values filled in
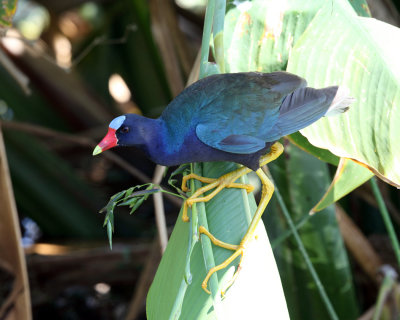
left=224, top=0, right=325, bottom=73
left=266, top=143, right=359, bottom=320
left=287, top=0, right=400, bottom=187
left=147, top=162, right=289, bottom=319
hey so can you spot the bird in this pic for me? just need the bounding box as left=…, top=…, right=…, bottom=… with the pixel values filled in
left=93, top=71, right=354, bottom=294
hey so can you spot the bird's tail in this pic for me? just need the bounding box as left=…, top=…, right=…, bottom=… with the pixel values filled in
left=325, top=86, right=355, bottom=117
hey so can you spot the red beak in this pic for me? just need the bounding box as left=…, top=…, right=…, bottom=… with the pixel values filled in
left=93, top=128, right=117, bottom=155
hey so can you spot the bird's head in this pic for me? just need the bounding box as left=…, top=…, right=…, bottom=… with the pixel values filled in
left=93, top=114, right=146, bottom=155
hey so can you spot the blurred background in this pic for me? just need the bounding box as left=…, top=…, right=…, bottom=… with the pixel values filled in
left=1, top=0, right=400, bottom=319
left=1, top=0, right=203, bottom=318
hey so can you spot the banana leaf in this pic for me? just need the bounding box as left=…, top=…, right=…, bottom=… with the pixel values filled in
left=287, top=0, right=400, bottom=187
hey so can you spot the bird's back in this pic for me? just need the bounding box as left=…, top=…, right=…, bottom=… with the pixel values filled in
left=160, top=72, right=306, bottom=149
left=157, top=72, right=351, bottom=167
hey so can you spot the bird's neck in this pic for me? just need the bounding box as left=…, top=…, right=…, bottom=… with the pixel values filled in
left=135, top=117, right=166, bottom=163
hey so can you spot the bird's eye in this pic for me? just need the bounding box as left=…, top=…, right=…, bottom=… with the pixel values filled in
left=121, top=126, right=130, bottom=133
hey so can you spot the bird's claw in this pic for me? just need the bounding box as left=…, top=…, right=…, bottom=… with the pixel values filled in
left=201, top=244, right=245, bottom=295
left=198, top=225, right=245, bottom=294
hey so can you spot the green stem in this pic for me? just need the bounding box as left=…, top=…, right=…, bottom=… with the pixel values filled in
left=193, top=163, right=222, bottom=306
left=370, top=177, right=400, bottom=268
left=271, top=171, right=339, bottom=320
left=372, top=266, right=397, bottom=320
left=159, top=188, right=186, bottom=200
left=270, top=214, right=312, bottom=248
left=212, top=0, right=226, bottom=72
left=200, top=0, right=215, bottom=78
left=187, top=0, right=226, bottom=304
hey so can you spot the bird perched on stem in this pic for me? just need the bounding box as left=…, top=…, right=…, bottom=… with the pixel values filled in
left=93, top=71, right=354, bottom=294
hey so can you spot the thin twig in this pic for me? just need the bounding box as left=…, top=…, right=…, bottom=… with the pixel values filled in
left=152, top=165, right=169, bottom=253
left=0, top=126, right=32, bottom=320
left=67, top=24, right=138, bottom=71
left=372, top=266, right=398, bottom=320
left=0, top=47, right=31, bottom=94
left=149, top=0, right=185, bottom=96
left=266, top=167, right=339, bottom=320
left=370, top=177, right=400, bottom=268
left=1, top=120, right=94, bottom=146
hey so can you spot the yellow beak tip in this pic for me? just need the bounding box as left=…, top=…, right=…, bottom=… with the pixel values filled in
left=92, top=145, right=103, bottom=156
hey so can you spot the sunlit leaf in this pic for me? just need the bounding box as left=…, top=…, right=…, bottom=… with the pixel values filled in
left=288, top=132, right=339, bottom=166
left=224, top=0, right=326, bottom=73
left=348, top=0, right=371, bottom=17
left=312, top=158, right=374, bottom=213
left=147, top=162, right=290, bottom=319
left=287, top=0, right=400, bottom=187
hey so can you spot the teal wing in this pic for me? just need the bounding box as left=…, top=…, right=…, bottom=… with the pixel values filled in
left=263, top=86, right=339, bottom=141
left=195, top=72, right=307, bottom=154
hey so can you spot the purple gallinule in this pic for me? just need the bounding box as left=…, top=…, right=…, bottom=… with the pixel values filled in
left=93, top=71, right=353, bottom=293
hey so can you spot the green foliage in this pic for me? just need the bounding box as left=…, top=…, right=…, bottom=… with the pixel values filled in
left=6, top=0, right=393, bottom=317
left=147, top=162, right=290, bottom=319
left=74, top=0, right=172, bottom=117
left=148, top=0, right=395, bottom=318
left=100, top=183, right=161, bottom=248
left=223, top=0, right=325, bottom=73
left=167, top=164, right=191, bottom=195
left=312, top=158, right=374, bottom=212
left=0, top=0, right=17, bottom=33
left=288, top=132, right=340, bottom=166
left=287, top=0, right=400, bottom=187
left=266, top=144, right=359, bottom=320
left=0, top=0, right=175, bottom=241
left=4, top=131, right=104, bottom=237
left=222, top=3, right=360, bottom=317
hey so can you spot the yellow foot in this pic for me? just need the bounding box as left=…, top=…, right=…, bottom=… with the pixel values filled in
left=181, top=169, right=254, bottom=222
left=180, top=142, right=284, bottom=294
left=199, top=226, right=245, bottom=294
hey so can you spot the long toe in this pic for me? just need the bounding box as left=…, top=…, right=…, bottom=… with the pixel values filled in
left=202, top=247, right=244, bottom=294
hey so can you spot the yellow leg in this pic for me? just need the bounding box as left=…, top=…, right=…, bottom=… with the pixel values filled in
left=199, top=142, right=284, bottom=294
left=182, top=142, right=283, bottom=222
left=199, top=226, right=238, bottom=251
left=259, top=141, right=284, bottom=167
left=201, top=168, right=276, bottom=293
left=181, top=173, right=217, bottom=192
left=181, top=166, right=254, bottom=222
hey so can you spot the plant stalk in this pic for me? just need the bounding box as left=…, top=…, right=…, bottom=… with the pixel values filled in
left=370, top=177, right=400, bottom=268
left=270, top=168, right=339, bottom=320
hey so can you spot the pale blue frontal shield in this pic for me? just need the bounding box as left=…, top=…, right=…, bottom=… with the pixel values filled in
left=109, top=115, right=126, bottom=130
